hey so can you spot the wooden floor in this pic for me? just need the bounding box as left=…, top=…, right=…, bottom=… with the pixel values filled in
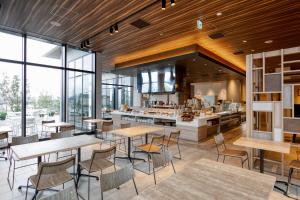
left=0, top=123, right=299, bottom=200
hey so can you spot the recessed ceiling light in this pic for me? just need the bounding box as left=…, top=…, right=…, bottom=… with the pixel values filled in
left=50, top=21, right=61, bottom=27
left=193, top=58, right=196, bottom=62
left=204, top=63, right=207, bottom=66
left=243, top=40, right=247, bottom=43
left=216, top=12, right=222, bottom=16
left=159, top=33, right=164, bottom=36
left=251, top=49, right=255, bottom=52
left=264, top=40, right=273, bottom=44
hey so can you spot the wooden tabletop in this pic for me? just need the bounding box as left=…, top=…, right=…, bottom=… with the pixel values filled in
left=132, top=158, right=276, bottom=200
left=268, top=192, right=290, bottom=200
left=83, top=118, right=112, bottom=124
left=44, top=122, right=73, bottom=128
left=11, top=135, right=101, bottom=160
left=112, top=125, right=164, bottom=137
left=0, top=126, right=12, bottom=134
left=234, top=137, right=291, bottom=154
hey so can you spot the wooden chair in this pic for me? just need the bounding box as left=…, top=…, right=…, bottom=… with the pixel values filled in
left=78, top=145, right=117, bottom=200
left=50, top=131, right=75, bottom=161
left=162, top=130, right=181, bottom=159
left=7, top=135, right=39, bottom=190
left=41, top=120, right=55, bottom=138
left=285, top=148, right=300, bottom=195
left=40, top=185, right=78, bottom=200
left=152, top=150, right=176, bottom=184
left=100, top=165, right=138, bottom=200
left=25, top=156, right=77, bottom=200
left=214, top=133, right=249, bottom=169
left=0, top=131, right=9, bottom=161
left=134, top=135, right=165, bottom=174
left=96, top=120, right=113, bottom=139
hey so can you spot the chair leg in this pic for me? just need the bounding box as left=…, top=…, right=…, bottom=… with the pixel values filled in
left=223, top=156, right=226, bottom=163
left=153, top=167, right=157, bottom=184
left=88, top=173, right=91, bottom=200
left=73, top=178, right=79, bottom=199
left=171, top=160, right=176, bottom=174
left=286, top=168, right=294, bottom=195
left=241, top=158, right=244, bottom=168
left=177, top=143, right=182, bottom=159
left=247, top=154, right=250, bottom=169
left=148, top=154, right=151, bottom=174
left=132, top=177, right=139, bottom=195
left=217, top=154, right=219, bottom=162
left=25, top=178, right=30, bottom=200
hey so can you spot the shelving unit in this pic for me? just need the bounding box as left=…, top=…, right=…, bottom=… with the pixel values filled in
left=246, top=46, right=300, bottom=175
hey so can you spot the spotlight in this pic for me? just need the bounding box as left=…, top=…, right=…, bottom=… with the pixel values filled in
left=85, top=39, right=90, bottom=46
left=162, top=0, right=166, bottom=10
left=80, top=42, right=84, bottom=49
left=170, top=0, right=175, bottom=6
left=109, top=26, right=114, bottom=35
left=114, top=24, right=118, bottom=33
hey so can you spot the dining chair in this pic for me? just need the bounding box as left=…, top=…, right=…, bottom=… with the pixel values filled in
left=25, top=156, right=77, bottom=200
left=50, top=131, right=74, bottom=161
left=40, top=185, right=78, bottom=200
left=0, top=131, right=9, bottom=161
left=134, top=135, right=165, bottom=174
left=7, top=134, right=39, bottom=190
left=152, top=150, right=176, bottom=184
left=60, top=125, right=75, bottom=132
left=96, top=120, right=113, bottom=139
left=162, top=130, right=181, bottom=159
left=214, top=133, right=250, bottom=169
left=285, top=146, right=300, bottom=195
left=41, top=120, right=55, bottom=138
left=100, top=165, right=138, bottom=200
left=78, top=145, right=117, bottom=200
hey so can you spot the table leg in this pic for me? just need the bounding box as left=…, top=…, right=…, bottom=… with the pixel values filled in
left=56, top=127, right=58, bottom=133
left=115, top=137, right=145, bottom=162
left=145, top=133, right=148, bottom=144
left=293, top=134, right=296, bottom=143
left=259, top=149, right=264, bottom=173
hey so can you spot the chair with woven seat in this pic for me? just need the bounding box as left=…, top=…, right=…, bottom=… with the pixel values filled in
left=50, top=131, right=75, bottom=161
left=134, top=135, right=165, bottom=174
left=78, top=145, right=117, bottom=200
left=162, top=130, right=181, bottom=159
left=214, top=133, right=249, bottom=169
left=25, top=156, right=77, bottom=200
left=0, top=131, right=9, bottom=161
left=100, top=165, right=138, bottom=200
left=7, top=134, right=39, bottom=190
left=152, top=150, right=176, bottom=184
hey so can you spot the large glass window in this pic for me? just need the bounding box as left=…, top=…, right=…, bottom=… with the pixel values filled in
left=0, top=32, right=23, bottom=61
left=27, top=38, right=62, bottom=66
left=0, top=62, right=22, bottom=136
left=0, top=30, right=95, bottom=137
left=26, top=66, right=62, bottom=135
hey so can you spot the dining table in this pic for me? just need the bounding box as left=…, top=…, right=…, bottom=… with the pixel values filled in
left=112, top=125, right=164, bottom=162
left=132, top=158, right=277, bottom=200
left=43, top=122, right=73, bottom=133
left=10, top=135, right=101, bottom=190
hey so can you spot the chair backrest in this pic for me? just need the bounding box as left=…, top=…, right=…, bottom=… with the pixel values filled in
left=60, top=125, right=75, bottom=132
left=120, top=123, right=130, bottom=129
left=42, top=120, right=55, bottom=125
left=214, top=133, right=226, bottom=151
left=0, top=132, right=8, bottom=140
left=38, top=156, right=75, bottom=176
left=102, top=121, right=113, bottom=132
left=51, top=131, right=73, bottom=139
left=92, top=145, right=116, bottom=161
left=152, top=150, right=173, bottom=169
left=100, top=165, right=134, bottom=193
left=12, top=134, right=39, bottom=146
left=151, top=135, right=165, bottom=146
left=169, top=130, right=180, bottom=142
left=40, top=185, right=78, bottom=200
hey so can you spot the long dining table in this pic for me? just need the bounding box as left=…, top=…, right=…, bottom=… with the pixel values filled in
left=112, top=125, right=164, bottom=162
left=132, top=158, right=277, bottom=200
left=10, top=135, right=101, bottom=190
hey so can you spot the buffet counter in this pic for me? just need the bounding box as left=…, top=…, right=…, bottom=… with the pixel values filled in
left=111, top=111, right=220, bottom=142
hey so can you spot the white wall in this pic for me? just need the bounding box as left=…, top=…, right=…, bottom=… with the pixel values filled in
left=191, top=81, right=227, bottom=100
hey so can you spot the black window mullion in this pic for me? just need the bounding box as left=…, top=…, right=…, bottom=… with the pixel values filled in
left=22, top=34, right=27, bottom=137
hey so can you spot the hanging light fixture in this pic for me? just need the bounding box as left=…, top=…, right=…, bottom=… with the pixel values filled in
left=170, top=0, right=175, bottom=6
left=109, top=26, right=114, bottom=35
left=114, top=23, right=119, bottom=33
left=162, top=0, right=166, bottom=10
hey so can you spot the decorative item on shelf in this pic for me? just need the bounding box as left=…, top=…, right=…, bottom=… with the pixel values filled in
left=181, top=111, right=194, bottom=121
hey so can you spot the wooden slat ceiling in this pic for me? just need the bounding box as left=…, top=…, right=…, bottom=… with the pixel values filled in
left=0, top=0, right=300, bottom=72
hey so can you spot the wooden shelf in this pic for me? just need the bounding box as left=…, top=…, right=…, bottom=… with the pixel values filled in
left=283, top=60, right=300, bottom=64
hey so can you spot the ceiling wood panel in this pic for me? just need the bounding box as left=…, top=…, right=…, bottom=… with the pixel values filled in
left=0, top=0, right=299, bottom=72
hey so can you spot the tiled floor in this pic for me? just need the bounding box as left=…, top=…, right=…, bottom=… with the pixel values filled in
left=0, top=123, right=299, bottom=200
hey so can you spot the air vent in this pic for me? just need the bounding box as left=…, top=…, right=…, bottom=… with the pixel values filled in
left=233, top=50, right=245, bottom=55
left=209, top=32, right=224, bottom=39
left=130, top=19, right=150, bottom=29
